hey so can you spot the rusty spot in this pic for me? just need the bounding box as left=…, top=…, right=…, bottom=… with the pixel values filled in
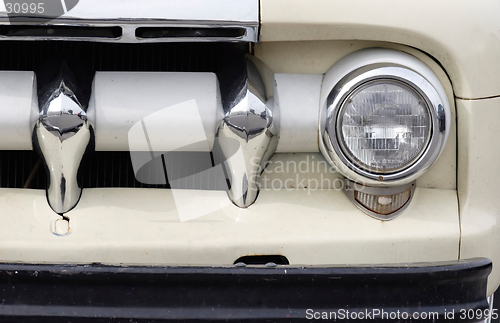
left=378, top=176, right=384, bottom=181
left=54, top=217, right=71, bottom=236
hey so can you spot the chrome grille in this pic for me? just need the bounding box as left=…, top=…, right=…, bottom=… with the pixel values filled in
left=0, top=41, right=247, bottom=190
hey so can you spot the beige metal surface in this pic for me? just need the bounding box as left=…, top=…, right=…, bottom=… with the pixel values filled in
left=0, top=187, right=458, bottom=266
left=458, top=97, right=500, bottom=296
left=260, top=0, right=500, bottom=99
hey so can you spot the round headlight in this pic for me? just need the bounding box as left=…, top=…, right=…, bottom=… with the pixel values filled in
left=338, top=80, right=431, bottom=174
left=321, top=54, right=450, bottom=186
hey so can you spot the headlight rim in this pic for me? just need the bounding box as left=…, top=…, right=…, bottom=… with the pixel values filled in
left=336, top=77, right=433, bottom=175
left=323, top=63, right=448, bottom=186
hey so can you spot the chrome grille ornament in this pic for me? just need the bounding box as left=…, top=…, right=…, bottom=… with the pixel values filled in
left=33, top=62, right=94, bottom=214
left=215, top=55, right=279, bottom=208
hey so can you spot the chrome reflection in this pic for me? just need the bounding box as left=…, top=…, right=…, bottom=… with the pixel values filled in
left=33, top=63, right=94, bottom=214
left=215, top=55, right=279, bottom=208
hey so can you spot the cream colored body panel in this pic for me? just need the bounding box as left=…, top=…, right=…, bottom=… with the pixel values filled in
left=257, top=3, right=500, bottom=295
left=0, top=187, right=458, bottom=266
left=458, top=97, right=500, bottom=296
left=262, top=152, right=456, bottom=191
left=256, top=5, right=500, bottom=294
left=260, top=0, right=500, bottom=99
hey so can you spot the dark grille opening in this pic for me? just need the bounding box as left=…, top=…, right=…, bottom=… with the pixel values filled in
left=0, top=41, right=247, bottom=190
left=0, top=151, right=229, bottom=190
left=79, top=151, right=227, bottom=190
left=0, top=40, right=245, bottom=73
left=78, top=151, right=169, bottom=189
left=136, top=27, right=246, bottom=39
left=234, top=255, right=290, bottom=266
left=0, top=151, right=168, bottom=189
left=0, top=25, right=122, bottom=39
left=0, top=151, right=45, bottom=189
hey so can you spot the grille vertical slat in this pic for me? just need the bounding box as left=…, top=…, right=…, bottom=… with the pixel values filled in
left=0, top=151, right=44, bottom=189
left=0, top=150, right=228, bottom=189
left=77, top=152, right=166, bottom=189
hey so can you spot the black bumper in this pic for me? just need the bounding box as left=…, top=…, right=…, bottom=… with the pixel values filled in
left=0, top=258, right=491, bottom=322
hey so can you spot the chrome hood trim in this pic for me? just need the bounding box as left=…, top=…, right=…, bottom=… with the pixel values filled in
left=0, top=0, right=259, bottom=43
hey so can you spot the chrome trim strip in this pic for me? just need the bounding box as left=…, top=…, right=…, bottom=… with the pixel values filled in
left=0, top=23, right=258, bottom=43
left=0, top=0, right=259, bottom=43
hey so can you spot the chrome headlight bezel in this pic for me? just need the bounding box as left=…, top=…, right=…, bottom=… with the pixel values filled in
left=321, top=50, right=450, bottom=187
left=335, top=76, right=433, bottom=175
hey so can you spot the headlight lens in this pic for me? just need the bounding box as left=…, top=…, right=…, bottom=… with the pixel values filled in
left=338, top=80, right=431, bottom=174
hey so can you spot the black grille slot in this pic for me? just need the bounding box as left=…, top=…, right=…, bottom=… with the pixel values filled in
left=0, top=151, right=45, bottom=189
left=81, top=151, right=227, bottom=190
left=0, top=151, right=227, bottom=189
left=78, top=151, right=169, bottom=189
left=136, top=26, right=246, bottom=39
left=0, top=25, right=122, bottom=39
left=0, top=151, right=170, bottom=189
left=0, top=41, right=247, bottom=189
left=0, top=40, right=244, bottom=73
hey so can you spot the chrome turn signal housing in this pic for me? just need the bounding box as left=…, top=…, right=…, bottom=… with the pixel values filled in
left=344, top=180, right=415, bottom=221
